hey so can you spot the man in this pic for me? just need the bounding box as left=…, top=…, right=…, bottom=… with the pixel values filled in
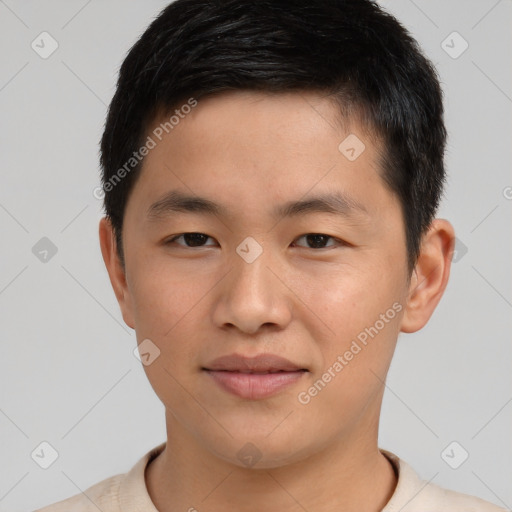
left=36, top=0, right=505, bottom=510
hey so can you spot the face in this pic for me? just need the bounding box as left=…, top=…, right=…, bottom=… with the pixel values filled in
left=107, top=91, right=414, bottom=467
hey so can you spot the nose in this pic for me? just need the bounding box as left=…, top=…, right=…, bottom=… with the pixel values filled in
left=211, top=246, right=293, bottom=335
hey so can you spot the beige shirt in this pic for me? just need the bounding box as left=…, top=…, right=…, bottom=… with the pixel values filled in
left=34, top=442, right=506, bottom=511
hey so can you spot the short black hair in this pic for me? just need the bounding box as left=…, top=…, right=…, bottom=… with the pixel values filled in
left=99, top=0, right=447, bottom=275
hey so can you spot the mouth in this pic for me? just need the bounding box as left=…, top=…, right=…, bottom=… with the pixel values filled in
left=202, top=353, right=309, bottom=400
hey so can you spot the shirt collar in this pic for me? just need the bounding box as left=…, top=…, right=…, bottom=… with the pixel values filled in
left=118, top=442, right=165, bottom=512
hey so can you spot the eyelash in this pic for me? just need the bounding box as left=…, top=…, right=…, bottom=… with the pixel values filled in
left=165, top=232, right=346, bottom=250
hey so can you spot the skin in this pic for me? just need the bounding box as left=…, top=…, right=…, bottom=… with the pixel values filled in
left=99, top=90, right=455, bottom=512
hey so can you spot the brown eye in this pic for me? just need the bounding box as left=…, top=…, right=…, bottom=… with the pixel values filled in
left=166, top=232, right=216, bottom=247
left=293, top=234, right=342, bottom=249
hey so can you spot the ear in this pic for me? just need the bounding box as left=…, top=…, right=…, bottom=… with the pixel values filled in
left=98, top=217, right=135, bottom=330
left=400, top=219, right=455, bottom=333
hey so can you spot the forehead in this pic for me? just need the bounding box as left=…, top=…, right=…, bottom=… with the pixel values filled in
left=126, top=90, right=393, bottom=224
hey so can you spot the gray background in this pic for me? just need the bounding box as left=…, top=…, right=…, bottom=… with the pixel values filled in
left=0, top=1, right=510, bottom=510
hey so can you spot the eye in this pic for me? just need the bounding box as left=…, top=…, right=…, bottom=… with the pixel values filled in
left=292, top=233, right=344, bottom=249
left=165, top=232, right=217, bottom=248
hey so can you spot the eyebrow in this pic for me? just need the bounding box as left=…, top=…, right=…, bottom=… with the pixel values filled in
left=146, top=189, right=369, bottom=222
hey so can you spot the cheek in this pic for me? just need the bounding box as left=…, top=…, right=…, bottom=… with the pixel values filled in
left=297, top=275, right=401, bottom=425
left=296, top=262, right=403, bottom=377
left=296, top=263, right=397, bottom=334
left=129, top=261, right=211, bottom=406
left=129, top=256, right=211, bottom=337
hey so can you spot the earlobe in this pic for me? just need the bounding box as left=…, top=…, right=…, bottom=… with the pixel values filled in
left=400, top=219, right=455, bottom=334
left=98, top=217, right=135, bottom=330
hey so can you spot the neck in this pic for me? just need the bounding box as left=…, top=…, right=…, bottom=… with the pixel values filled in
left=145, top=410, right=397, bottom=512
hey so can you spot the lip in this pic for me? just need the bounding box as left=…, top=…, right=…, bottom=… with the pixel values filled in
left=203, top=353, right=307, bottom=372
left=202, top=353, right=308, bottom=400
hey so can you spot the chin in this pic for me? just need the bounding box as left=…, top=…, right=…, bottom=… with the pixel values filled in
left=203, top=428, right=317, bottom=470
